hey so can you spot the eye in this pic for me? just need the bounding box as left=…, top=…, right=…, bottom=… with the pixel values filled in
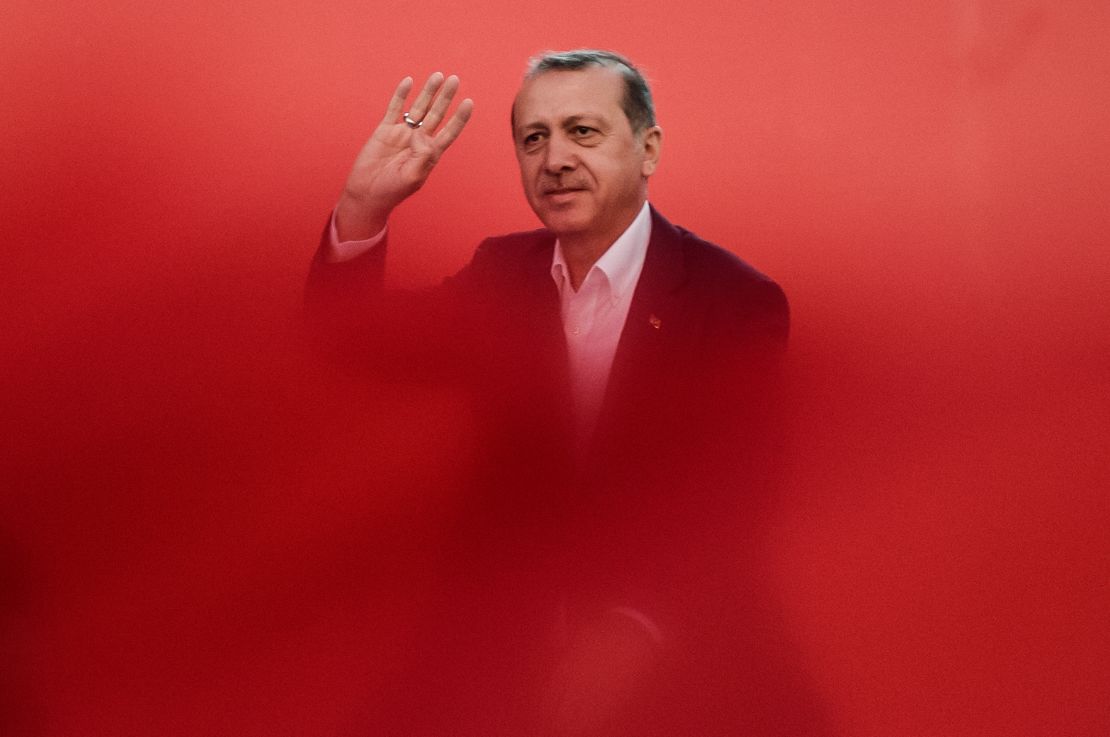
left=569, top=125, right=602, bottom=145
left=520, top=131, right=546, bottom=151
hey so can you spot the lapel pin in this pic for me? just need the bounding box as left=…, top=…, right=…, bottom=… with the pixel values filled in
left=649, top=314, right=662, bottom=330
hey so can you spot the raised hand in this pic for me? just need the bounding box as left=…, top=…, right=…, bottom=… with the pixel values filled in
left=336, top=73, right=474, bottom=240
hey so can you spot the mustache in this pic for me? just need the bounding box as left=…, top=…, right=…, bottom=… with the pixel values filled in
left=540, top=180, right=589, bottom=194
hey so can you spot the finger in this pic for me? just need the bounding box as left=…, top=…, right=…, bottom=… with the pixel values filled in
left=420, top=74, right=459, bottom=131
left=432, top=98, right=474, bottom=154
left=406, top=72, right=445, bottom=122
left=381, top=76, right=414, bottom=126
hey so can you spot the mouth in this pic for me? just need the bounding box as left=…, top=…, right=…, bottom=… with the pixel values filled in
left=541, top=187, right=587, bottom=202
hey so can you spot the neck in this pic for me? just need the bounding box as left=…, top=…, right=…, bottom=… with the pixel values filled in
left=559, top=200, right=646, bottom=291
left=560, top=236, right=611, bottom=292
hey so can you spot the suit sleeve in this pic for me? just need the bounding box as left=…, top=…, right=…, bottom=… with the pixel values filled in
left=304, top=215, right=513, bottom=387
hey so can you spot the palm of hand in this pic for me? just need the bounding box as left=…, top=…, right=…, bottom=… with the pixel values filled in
left=341, top=73, right=472, bottom=218
left=346, top=122, right=441, bottom=211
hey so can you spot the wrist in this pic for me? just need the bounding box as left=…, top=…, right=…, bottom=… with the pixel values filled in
left=336, top=191, right=389, bottom=241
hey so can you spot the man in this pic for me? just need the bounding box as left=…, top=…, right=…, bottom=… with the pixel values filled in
left=308, top=50, right=827, bottom=736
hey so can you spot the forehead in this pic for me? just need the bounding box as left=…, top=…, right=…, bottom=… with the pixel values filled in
left=513, top=66, right=627, bottom=128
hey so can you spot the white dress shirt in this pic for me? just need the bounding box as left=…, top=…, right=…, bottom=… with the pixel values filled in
left=324, top=212, right=388, bottom=263
left=550, top=201, right=651, bottom=439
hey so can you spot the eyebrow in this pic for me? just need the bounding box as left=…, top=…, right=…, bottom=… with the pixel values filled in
left=517, top=114, right=606, bottom=134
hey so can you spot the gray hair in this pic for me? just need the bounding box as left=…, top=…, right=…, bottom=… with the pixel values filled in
left=522, top=49, right=657, bottom=132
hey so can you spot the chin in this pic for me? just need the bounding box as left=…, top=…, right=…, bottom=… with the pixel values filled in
left=537, top=209, right=591, bottom=237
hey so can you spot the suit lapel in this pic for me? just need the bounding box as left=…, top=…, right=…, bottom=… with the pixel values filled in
left=592, top=207, right=689, bottom=451
left=523, top=233, right=576, bottom=450
left=524, top=231, right=568, bottom=379
left=516, top=212, right=691, bottom=469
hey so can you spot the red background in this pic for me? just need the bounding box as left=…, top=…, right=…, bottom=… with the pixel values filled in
left=3, top=1, right=1108, bottom=734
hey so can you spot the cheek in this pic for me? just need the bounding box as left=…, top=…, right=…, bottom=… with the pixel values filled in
left=520, top=159, right=543, bottom=182
left=516, top=162, right=535, bottom=192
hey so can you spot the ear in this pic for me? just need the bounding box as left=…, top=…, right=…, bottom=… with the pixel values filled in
left=640, top=126, right=662, bottom=177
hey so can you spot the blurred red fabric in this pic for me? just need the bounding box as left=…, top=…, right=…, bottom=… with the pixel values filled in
left=2, top=2, right=1108, bottom=735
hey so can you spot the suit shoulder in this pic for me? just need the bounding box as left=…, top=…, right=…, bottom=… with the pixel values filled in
left=445, top=227, right=553, bottom=294
left=676, top=225, right=785, bottom=298
left=669, top=223, right=789, bottom=339
left=672, top=225, right=774, bottom=284
left=472, top=227, right=552, bottom=264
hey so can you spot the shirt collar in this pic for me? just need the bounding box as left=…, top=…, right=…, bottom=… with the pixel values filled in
left=550, top=201, right=653, bottom=301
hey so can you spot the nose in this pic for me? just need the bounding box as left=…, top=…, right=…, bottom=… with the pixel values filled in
left=542, top=132, right=577, bottom=174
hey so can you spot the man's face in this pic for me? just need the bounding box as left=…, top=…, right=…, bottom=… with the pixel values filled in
left=512, top=66, right=661, bottom=242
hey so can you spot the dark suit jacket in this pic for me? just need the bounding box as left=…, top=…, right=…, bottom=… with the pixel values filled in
left=306, top=207, right=831, bottom=736
left=307, top=204, right=788, bottom=469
